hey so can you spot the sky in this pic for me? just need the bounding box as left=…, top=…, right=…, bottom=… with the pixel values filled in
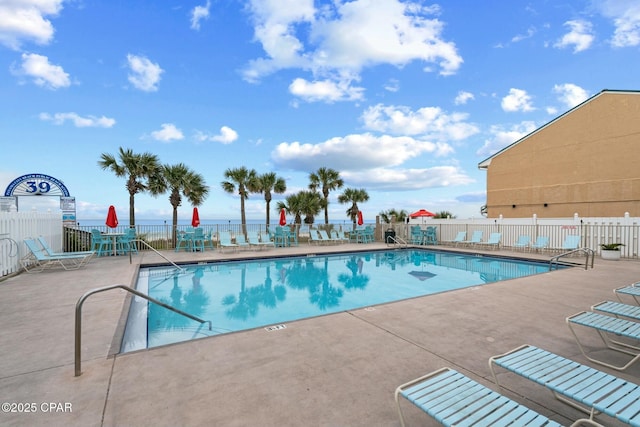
left=1, top=0, right=639, bottom=223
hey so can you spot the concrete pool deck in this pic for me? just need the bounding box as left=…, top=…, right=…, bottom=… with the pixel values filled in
left=1, top=243, right=638, bottom=426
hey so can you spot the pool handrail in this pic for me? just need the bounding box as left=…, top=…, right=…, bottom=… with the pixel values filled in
left=75, top=284, right=211, bottom=377
left=386, top=235, right=408, bottom=248
left=549, top=247, right=595, bottom=271
left=128, top=238, right=184, bottom=272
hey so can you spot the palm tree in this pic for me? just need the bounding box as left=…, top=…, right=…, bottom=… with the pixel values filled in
left=98, top=147, right=162, bottom=227
left=253, top=172, right=286, bottom=227
left=277, top=190, right=325, bottom=226
left=434, top=210, right=456, bottom=219
left=337, top=187, right=370, bottom=229
left=379, top=208, right=408, bottom=224
left=277, top=193, right=303, bottom=226
left=151, top=163, right=209, bottom=244
left=308, top=167, right=344, bottom=225
left=221, top=167, right=257, bottom=235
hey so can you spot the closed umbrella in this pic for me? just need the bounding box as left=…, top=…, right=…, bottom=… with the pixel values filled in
left=357, top=211, right=364, bottom=226
left=105, top=205, right=118, bottom=229
left=191, top=207, right=200, bottom=227
left=279, top=208, right=287, bottom=226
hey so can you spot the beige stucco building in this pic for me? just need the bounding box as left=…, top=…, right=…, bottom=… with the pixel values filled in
left=478, top=89, right=640, bottom=218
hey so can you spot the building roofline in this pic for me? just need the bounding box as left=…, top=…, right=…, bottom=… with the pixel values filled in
left=477, top=89, right=640, bottom=170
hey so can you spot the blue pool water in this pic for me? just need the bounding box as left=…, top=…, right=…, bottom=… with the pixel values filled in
left=122, top=249, right=555, bottom=352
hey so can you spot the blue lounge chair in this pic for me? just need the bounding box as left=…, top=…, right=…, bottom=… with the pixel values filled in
left=615, top=282, right=640, bottom=305
left=234, top=234, right=251, bottom=250
left=330, top=229, right=348, bottom=243
left=259, top=232, right=275, bottom=248
left=442, top=231, right=466, bottom=246
left=461, top=230, right=483, bottom=247
left=529, top=236, right=549, bottom=252
left=309, top=229, right=324, bottom=245
left=37, top=236, right=94, bottom=257
left=22, top=238, right=93, bottom=272
left=319, top=230, right=339, bottom=244
left=247, top=231, right=272, bottom=249
left=477, top=232, right=501, bottom=250
left=567, top=310, right=640, bottom=370
left=395, top=367, right=564, bottom=427
left=489, top=344, right=640, bottom=426
left=559, top=234, right=581, bottom=251
left=218, top=231, right=238, bottom=252
left=512, top=235, right=530, bottom=251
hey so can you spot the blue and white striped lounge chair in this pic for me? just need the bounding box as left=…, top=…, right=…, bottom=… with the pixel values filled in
left=489, top=344, right=640, bottom=426
left=395, top=367, right=564, bottom=427
left=615, top=282, right=640, bottom=305
left=567, top=310, right=640, bottom=371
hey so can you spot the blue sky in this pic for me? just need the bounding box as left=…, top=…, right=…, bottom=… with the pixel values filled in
left=1, top=0, right=639, bottom=223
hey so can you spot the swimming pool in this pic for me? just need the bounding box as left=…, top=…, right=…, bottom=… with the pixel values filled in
left=121, top=249, right=556, bottom=352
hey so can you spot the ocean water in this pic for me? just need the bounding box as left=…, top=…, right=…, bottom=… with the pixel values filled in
left=76, top=218, right=374, bottom=227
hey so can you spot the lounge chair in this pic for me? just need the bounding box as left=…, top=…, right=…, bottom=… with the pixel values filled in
left=218, top=231, right=238, bottom=253
left=512, top=235, right=530, bottom=251
left=37, top=236, right=94, bottom=257
left=557, top=234, right=581, bottom=251
left=615, top=282, right=640, bottom=304
left=234, top=234, right=251, bottom=250
left=309, top=229, right=324, bottom=245
left=442, top=231, right=466, bottom=246
left=247, top=231, right=272, bottom=249
left=330, top=229, right=348, bottom=243
left=336, top=230, right=350, bottom=243
left=319, top=230, right=339, bottom=244
left=489, top=344, right=640, bottom=426
left=567, top=310, right=640, bottom=370
left=529, top=236, right=549, bottom=252
left=461, top=230, right=483, bottom=247
left=21, top=238, right=93, bottom=272
left=592, top=300, right=640, bottom=321
left=395, top=367, right=563, bottom=427
left=259, top=232, right=275, bottom=248
left=476, top=232, right=501, bottom=250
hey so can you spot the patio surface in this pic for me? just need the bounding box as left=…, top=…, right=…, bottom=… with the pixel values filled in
left=1, top=243, right=639, bottom=427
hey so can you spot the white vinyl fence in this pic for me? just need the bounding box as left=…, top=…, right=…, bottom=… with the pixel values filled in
left=0, top=211, right=61, bottom=277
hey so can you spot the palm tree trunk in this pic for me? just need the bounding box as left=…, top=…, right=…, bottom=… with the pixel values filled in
left=240, top=197, right=247, bottom=235
left=129, top=193, right=136, bottom=227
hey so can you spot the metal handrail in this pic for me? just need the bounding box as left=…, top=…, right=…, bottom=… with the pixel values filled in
left=128, top=238, right=184, bottom=272
left=386, top=235, right=408, bottom=248
left=549, top=247, right=595, bottom=271
left=75, top=284, right=211, bottom=377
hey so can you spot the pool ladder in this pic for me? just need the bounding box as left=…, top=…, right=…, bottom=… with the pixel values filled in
left=386, top=235, right=408, bottom=248
left=74, top=284, right=211, bottom=377
left=128, top=239, right=184, bottom=272
left=549, top=247, right=595, bottom=271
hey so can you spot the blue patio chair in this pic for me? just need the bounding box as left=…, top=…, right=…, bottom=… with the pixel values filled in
left=190, top=227, right=206, bottom=252
left=273, top=227, right=289, bottom=247
left=410, top=226, right=423, bottom=245
left=117, top=228, right=138, bottom=254
left=424, top=226, right=437, bottom=245
left=90, top=229, right=111, bottom=256
left=175, top=230, right=191, bottom=252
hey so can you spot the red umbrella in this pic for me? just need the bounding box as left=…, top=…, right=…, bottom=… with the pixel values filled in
left=357, top=211, right=364, bottom=226
left=191, top=207, right=200, bottom=227
left=409, top=209, right=435, bottom=218
left=105, top=205, right=118, bottom=228
left=279, top=208, right=287, bottom=226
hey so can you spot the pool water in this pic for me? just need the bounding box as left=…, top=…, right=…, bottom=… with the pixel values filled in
left=122, top=249, right=555, bottom=352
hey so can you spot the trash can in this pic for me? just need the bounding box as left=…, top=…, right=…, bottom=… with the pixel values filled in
left=384, top=228, right=396, bottom=244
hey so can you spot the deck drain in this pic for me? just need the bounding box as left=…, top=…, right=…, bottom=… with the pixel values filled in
left=265, top=324, right=287, bottom=332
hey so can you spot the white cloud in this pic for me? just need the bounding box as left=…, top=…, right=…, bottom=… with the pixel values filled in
left=511, top=26, right=536, bottom=43
left=195, top=126, right=239, bottom=144
left=341, top=166, right=474, bottom=190
left=271, top=133, right=452, bottom=172
left=595, top=0, right=640, bottom=47
left=243, top=0, right=462, bottom=96
left=190, top=1, right=211, bottom=30
left=361, top=104, right=479, bottom=141
left=151, top=123, right=184, bottom=141
left=552, top=83, right=590, bottom=108
left=0, top=0, right=63, bottom=50
left=289, top=77, right=364, bottom=102
left=127, top=54, right=163, bottom=92
left=454, top=90, right=474, bottom=105
left=39, top=112, right=116, bottom=128
left=384, top=78, right=400, bottom=92
left=476, top=121, right=537, bottom=157
left=501, top=88, right=534, bottom=112
left=14, top=53, right=70, bottom=89
left=554, top=20, right=594, bottom=52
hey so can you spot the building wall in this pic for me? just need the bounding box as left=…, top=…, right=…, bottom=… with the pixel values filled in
left=485, top=91, right=640, bottom=218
